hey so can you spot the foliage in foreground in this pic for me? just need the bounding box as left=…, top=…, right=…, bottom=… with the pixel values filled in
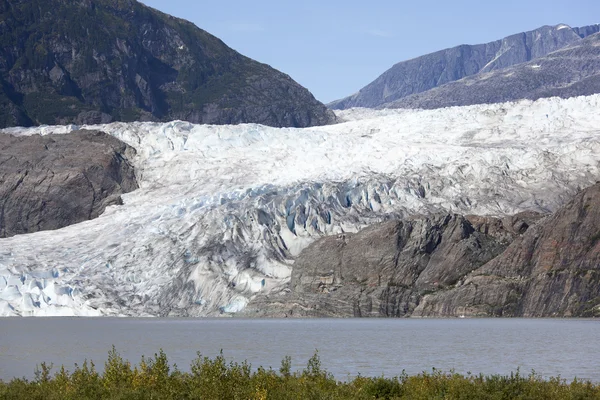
left=1, top=347, right=599, bottom=399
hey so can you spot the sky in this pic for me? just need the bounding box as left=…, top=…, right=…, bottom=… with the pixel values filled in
left=139, top=0, right=600, bottom=104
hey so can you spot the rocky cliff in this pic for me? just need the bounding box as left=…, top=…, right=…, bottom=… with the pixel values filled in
left=244, top=184, right=600, bottom=317
left=0, top=130, right=138, bottom=237
left=329, top=24, right=600, bottom=110
left=415, top=183, right=600, bottom=317
left=242, top=213, right=540, bottom=317
left=0, top=0, right=335, bottom=128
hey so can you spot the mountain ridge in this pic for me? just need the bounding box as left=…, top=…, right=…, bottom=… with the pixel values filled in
left=329, top=23, right=600, bottom=110
left=384, top=32, right=600, bottom=110
left=0, top=0, right=335, bottom=128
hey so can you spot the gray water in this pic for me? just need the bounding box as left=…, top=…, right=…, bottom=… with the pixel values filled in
left=1, top=318, right=599, bottom=382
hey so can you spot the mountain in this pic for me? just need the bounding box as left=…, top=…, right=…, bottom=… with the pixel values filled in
left=329, top=24, right=600, bottom=110
left=0, top=0, right=335, bottom=128
left=2, top=95, right=600, bottom=317
left=384, top=32, right=600, bottom=110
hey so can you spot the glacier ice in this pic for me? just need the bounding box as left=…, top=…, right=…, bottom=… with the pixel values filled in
left=1, top=95, right=600, bottom=316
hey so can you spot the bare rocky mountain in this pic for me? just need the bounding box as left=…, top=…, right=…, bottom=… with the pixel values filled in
left=243, top=183, right=600, bottom=318
left=0, top=0, right=335, bottom=128
left=0, top=130, right=138, bottom=238
left=329, top=24, right=600, bottom=110
left=385, top=32, right=600, bottom=110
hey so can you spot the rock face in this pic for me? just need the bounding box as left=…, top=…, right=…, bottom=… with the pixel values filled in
left=0, top=0, right=335, bottom=128
left=0, top=130, right=138, bottom=237
left=416, top=183, right=600, bottom=317
left=243, top=213, right=530, bottom=317
left=465, top=212, right=543, bottom=242
left=246, top=183, right=600, bottom=318
left=386, top=33, right=600, bottom=110
left=574, top=25, right=600, bottom=38
left=329, top=24, right=599, bottom=110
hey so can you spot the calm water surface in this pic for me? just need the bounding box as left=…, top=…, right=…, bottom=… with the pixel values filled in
left=1, top=318, right=599, bottom=381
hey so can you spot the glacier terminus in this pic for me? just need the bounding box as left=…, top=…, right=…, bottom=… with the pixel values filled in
left=1, top=95, right=600, bottom=317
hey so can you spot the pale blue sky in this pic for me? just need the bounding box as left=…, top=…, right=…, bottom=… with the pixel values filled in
left=140, top=0, right=600, bottom=103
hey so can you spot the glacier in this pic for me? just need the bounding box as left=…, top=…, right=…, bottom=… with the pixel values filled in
left=1, top=95, right=600, bottom=316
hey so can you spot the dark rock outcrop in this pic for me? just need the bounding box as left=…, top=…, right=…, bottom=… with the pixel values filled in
left=385, top=33, right=600, bottom=110
left=329, top=24, right=599, bottom=110
left=465, top=211, right=544, bottom=242
left=244, top=214, right=527, bottom=317
left=0, top=0, right=335, bottom=128
left=246, top=183, right=600, bottom=318
left=0, top=130, right=138, bottom=237
left=416, top=183, right=600, bottom=317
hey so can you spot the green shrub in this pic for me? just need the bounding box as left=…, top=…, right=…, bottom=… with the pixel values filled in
left=1, top=349, right=599, bottom=399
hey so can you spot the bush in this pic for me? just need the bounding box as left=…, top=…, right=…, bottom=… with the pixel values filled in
left=1, top=349, right=599, bottom=399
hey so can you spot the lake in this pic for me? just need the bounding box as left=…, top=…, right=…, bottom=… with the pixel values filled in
left=0, top=318, right=598, bottom=382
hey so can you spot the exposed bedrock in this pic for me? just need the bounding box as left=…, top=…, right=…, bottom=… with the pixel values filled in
left=245, top=183, right=600, bottom=318
left=0, top=130, right=138, bottom=237
left=242, top=212, right=537, bottom=317
left=415, top=183, right=600, bottom=317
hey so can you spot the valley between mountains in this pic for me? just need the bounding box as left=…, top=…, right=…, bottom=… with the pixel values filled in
left=1, top=95, right=600, bottom=317
left=2, top=0, right=600, bottom=319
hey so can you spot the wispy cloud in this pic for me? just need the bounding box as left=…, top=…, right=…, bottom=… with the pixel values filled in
left=364, top=29, right=393, bottom=38
left=227, top=23, right=266, bottom=33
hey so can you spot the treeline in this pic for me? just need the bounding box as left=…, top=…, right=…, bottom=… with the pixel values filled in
left=1, top=347, right=599, bottom=399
